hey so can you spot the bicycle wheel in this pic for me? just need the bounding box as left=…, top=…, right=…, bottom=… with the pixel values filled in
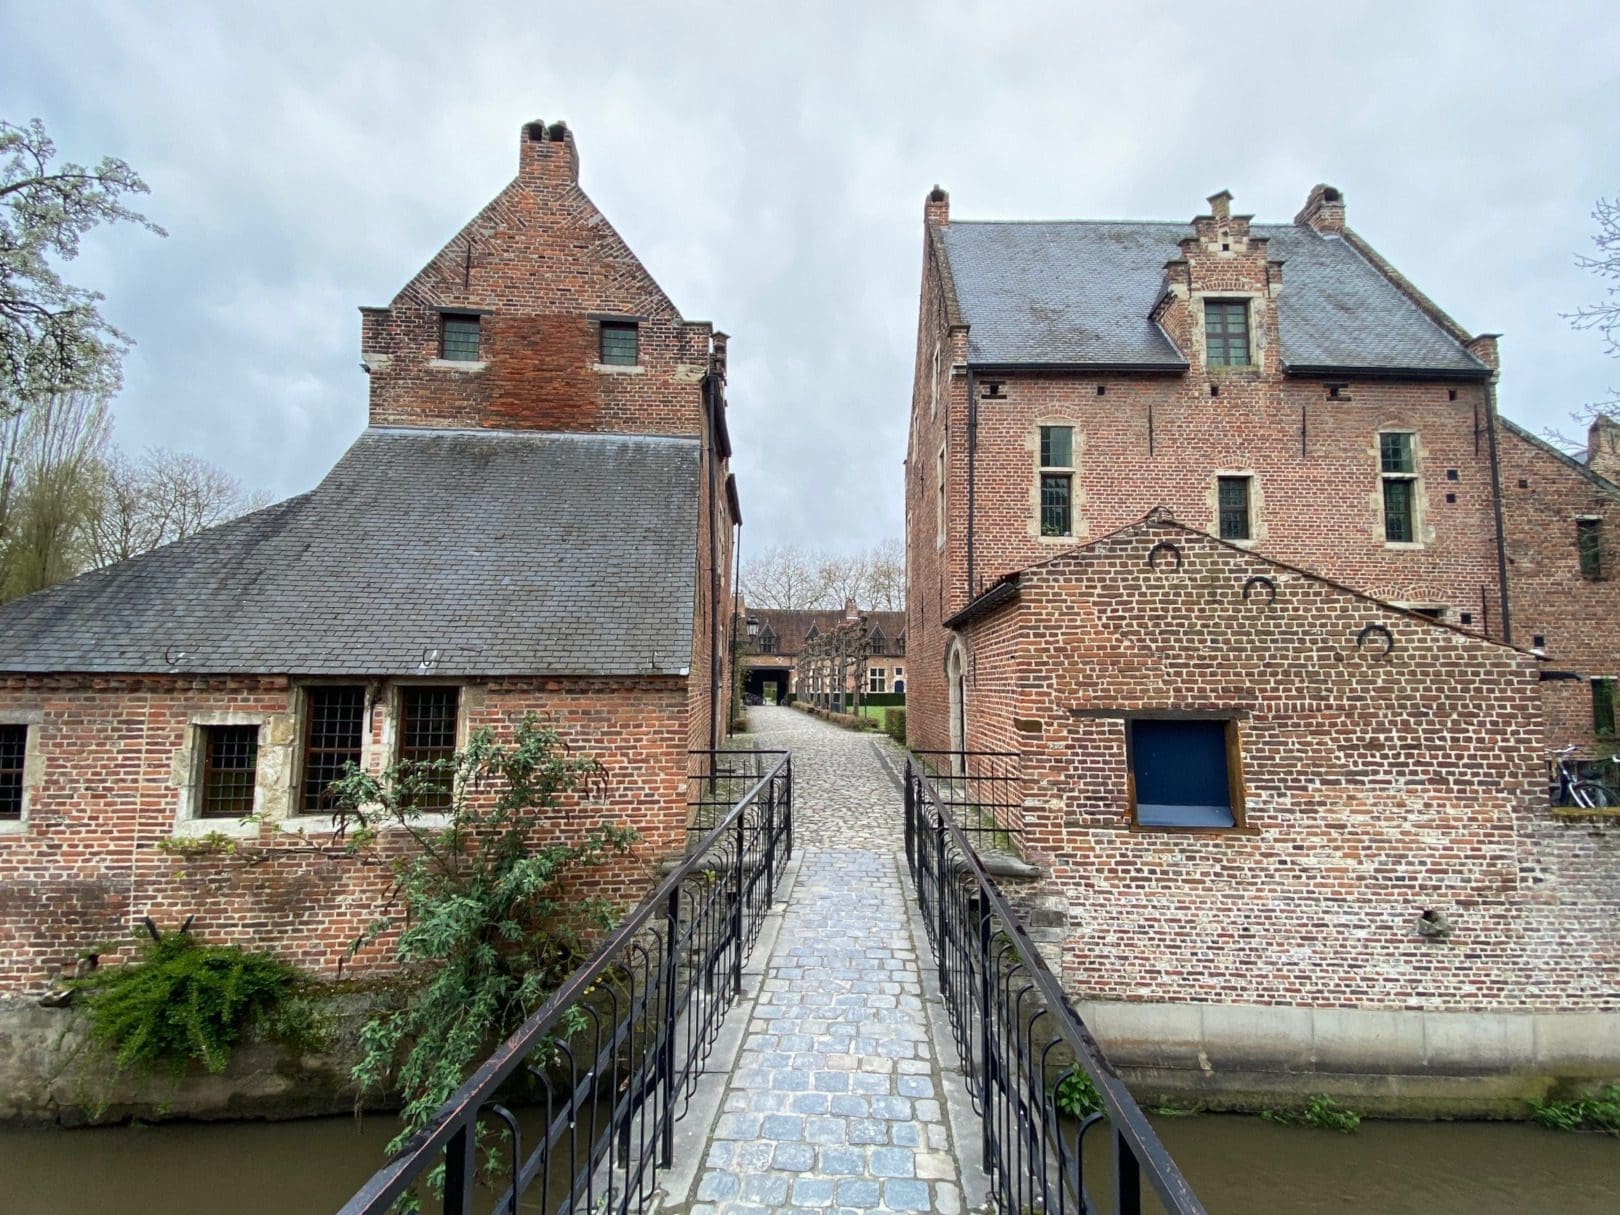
left=1569, top=781, right=1620, bottom=809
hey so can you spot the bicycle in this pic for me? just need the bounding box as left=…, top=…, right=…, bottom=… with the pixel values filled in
left=1552, top=745, right=1620, bottom=808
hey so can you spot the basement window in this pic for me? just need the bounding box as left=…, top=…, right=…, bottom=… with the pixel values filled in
left=300, top=686, right=366, bottom=813
left=0, top=724, right=26, bottom=820
left=599, top=321, right=639, bottom=366
left=1204, top=300, right=1251, bottom=367
left=1578, top=518, right=1603, bottom=580
left=198, top=725, right=260, bottom=819
left=398, top=687, right=460, bottom=811
left=1128, top=717, right=1244, bottom=829
left=440, top=314, right=481, bottom=362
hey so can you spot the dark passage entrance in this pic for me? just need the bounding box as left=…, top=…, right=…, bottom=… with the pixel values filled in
left=744, top=666, right=792, bottom=703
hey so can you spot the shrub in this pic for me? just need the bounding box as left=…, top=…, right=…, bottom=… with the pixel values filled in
left=1261, top=1094, right=1361, bottom=1132
left=1054, top=1068, right=1102, bottom=1119
left=74, top=931, right=303, bottom=1079
left=885, top=707, right=907, bottom=744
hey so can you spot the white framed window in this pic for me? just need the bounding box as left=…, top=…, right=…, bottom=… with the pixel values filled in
left=175, top=713, right=268, bottom=837
left=1379, top=431, right=1420, bottom=544
left=869, top=667, right=887, bottom=694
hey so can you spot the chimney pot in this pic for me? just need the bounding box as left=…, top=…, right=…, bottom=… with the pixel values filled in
left=518, top=118, right=579, bottom=184
left=1207, top=190, right=1233, bottom=222
left=925, top=185, right=950, bottom=226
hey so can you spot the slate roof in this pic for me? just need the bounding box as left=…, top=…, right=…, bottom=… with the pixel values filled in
left=937, top=220, right=1490, bottom=377
left=745, top=609, right=906, bottom=658
left=0, top=427, right=701, bottom=677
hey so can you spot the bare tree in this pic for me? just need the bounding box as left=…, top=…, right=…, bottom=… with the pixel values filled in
left=1547, top=195, right=1620, bottom=454
left=86, top=447, right=266, bottom=566
left=816, top=550, right=871, bottom=610
left=865, top=537, right=905, bottom=611
left=0, top=390, right=109, bottom=600
left=1, top=118, right=165, bottom=413
left=740, top=544, right=826, bottom=610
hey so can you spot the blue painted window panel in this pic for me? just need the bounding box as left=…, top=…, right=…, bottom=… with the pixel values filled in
left=1131, top=718, right=1234, bottom=828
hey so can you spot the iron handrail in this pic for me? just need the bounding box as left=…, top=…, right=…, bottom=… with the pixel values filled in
left=905, top=755, right=1206, bottom=1215
left=339, top=749, right=792, bottom=1215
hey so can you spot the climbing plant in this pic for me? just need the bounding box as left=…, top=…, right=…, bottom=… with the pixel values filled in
left=331, top=716, right=636, bottom=1161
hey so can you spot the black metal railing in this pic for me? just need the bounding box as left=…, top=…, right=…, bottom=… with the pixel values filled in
left=905, top=756, right=1205, bottom=1215
left=339, top=750, right=792, bottom=1215
left=909, top=749, right=1023, bottom=853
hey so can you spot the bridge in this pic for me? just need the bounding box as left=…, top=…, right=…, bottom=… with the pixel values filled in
left=338, top=705, right=1204, bottom=1215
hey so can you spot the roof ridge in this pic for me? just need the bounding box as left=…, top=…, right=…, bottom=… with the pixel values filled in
left=366, top=424, right=701, bottom=446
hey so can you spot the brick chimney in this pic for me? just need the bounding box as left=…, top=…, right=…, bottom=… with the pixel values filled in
left=925, top=185, right=949, bottom=227
left=519, top=119, right=579, bottom=185
left=844, top=598, right=859, bottom=622
left=1590, top=414, right=1620, bottom=483
left=1296, top=184, right=1346, bottom=234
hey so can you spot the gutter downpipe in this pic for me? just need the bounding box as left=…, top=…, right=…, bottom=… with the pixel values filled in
left=966, top=367, right=977, bottom=604
left=1482, top=378, right=1512, bottom=645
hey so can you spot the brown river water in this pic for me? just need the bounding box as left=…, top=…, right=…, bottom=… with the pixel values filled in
left=0, top=1112, right=1615, bottom=1214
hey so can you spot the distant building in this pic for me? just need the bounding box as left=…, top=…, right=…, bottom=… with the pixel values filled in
left=0, top=121, right=740, bottom=997
left=739, top=602, right=905, bottom=705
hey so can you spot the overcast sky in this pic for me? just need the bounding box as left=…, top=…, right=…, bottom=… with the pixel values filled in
left=3, top=1, right=1616, bottom=556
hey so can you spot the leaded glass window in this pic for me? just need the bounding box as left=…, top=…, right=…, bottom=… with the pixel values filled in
left=301, top=686, right=366, bottom=812
left=1040, top=474, right=1071, bottom=537
left=1218, top=476, right=1251, bottom=541
left=1383, top=479, right=1415, bottom=543
left=1578, top=518, right=1603, bottom=580
left=1204, top=301, right=1251, bottom=367
left=399, top=687, right=459, bottom=811
left=1380, top=432, right=1415, bottom=474
left=599, top=322, right=639, bottom=366
left=0, top=724, right=25, bottom=819
left=440, top=314, right=481, bottom=361
left=200, top=725, right=259, bottom=818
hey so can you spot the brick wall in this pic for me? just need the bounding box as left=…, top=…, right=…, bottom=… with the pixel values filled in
left=0, top=673, right=690, bottom=995
left=360, top=122, right=715, bottom=439
left=1498, top=423, right=1620, bottom=754
left=956, top=521, right=1619, bottom=1013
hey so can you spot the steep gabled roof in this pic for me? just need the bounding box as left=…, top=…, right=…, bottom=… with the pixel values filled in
left=0, top=428, right=700, bottom=677
left=937, top=220, right=1489, bottom=377
left=745, top=609, right=907, bottom=658
left=1499, top=416, right=1620, bottom=498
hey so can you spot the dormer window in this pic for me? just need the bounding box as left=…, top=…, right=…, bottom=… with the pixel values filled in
left=440, top=314, right=481, bottom=362
left=758, top=627, right=777, bottom=655
left=1204, top=300, right=1250, bottom=367
left=600, top=321, right=639, bottom=366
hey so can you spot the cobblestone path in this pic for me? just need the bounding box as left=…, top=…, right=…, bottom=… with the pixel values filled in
left=686, top=705, right=970, bottom=1214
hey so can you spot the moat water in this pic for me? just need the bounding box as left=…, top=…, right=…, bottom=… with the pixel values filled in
left=0, top=1111, right=1614, bottom=1214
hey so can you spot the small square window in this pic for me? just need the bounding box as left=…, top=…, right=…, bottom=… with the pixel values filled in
left=599, top=322, right=639, bottom=366
left=399, top=687, right=460, bottom=810
left=440, top=314, right=481, bottom=362
left=1204, top=300, right=1251, bottom=367
left=199, top=725, right=259, bottom=819
left=301, top=686, right=366, bottom=813
left=1129, top=718, right=1242, bottom=828
left=1577, top=518, right=1603, bottom=580
left=1217, top=476, right=1252, bottom=541
left=0, top=724, right=26, bottom=820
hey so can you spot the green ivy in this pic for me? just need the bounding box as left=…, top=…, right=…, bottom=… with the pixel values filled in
left=331, top=717, right=636, bottom=1169
left=73, top=932, right=303, bottom=1079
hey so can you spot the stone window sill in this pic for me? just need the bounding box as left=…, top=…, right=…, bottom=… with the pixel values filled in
left=277, top=811, right=452, bottom=833
left=593, top=363, right=644, bottom=375
left=0, top=819, right=26, bottom=836
left=1383, top=541, right=1426, bottom=552
left=429, top=359, right=487, bottom=372
left=175, top=816, right=260, bottom=839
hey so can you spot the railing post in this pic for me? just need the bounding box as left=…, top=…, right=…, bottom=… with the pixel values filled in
left=934, top=811, right=949, bottom=999
left=763, top=777, right=777, bottom=908
left=977, top=895, right=994, bottom=1174
left=659, top=884, right=681, bottom=1167
left=1115, top=1128, right=1142, bottom=1215
left=783, top=759, right=794, bottom=861
left=732, top=807, right=746, bottom=997
left=904, top=761, right=915, bottom=878
left=443, top=1122, right=476, bottom=1215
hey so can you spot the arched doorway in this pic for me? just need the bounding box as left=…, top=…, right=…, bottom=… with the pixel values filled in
left=946, top=638, right=967, bottom=769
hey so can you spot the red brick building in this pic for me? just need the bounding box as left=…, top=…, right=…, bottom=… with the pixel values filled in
left=904, top=185, right=1619, bottom=1100
left=739, top=604, right=906, bottom=703
left=0, top=121, right=740, bottom=997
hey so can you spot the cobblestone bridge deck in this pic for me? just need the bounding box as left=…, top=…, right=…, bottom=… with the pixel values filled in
left=667, top=704, right=985, bottom=1214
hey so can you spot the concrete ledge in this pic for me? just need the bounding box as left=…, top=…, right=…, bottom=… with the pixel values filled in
left=1073, top=999, right=1620, bottom=1116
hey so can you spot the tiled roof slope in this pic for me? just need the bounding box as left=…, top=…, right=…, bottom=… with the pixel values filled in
left=0, top=428, right=700, bottom=677
left=747, top=609, right=906, bottom=657
left=938, top=220, right=1489, bottom=376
